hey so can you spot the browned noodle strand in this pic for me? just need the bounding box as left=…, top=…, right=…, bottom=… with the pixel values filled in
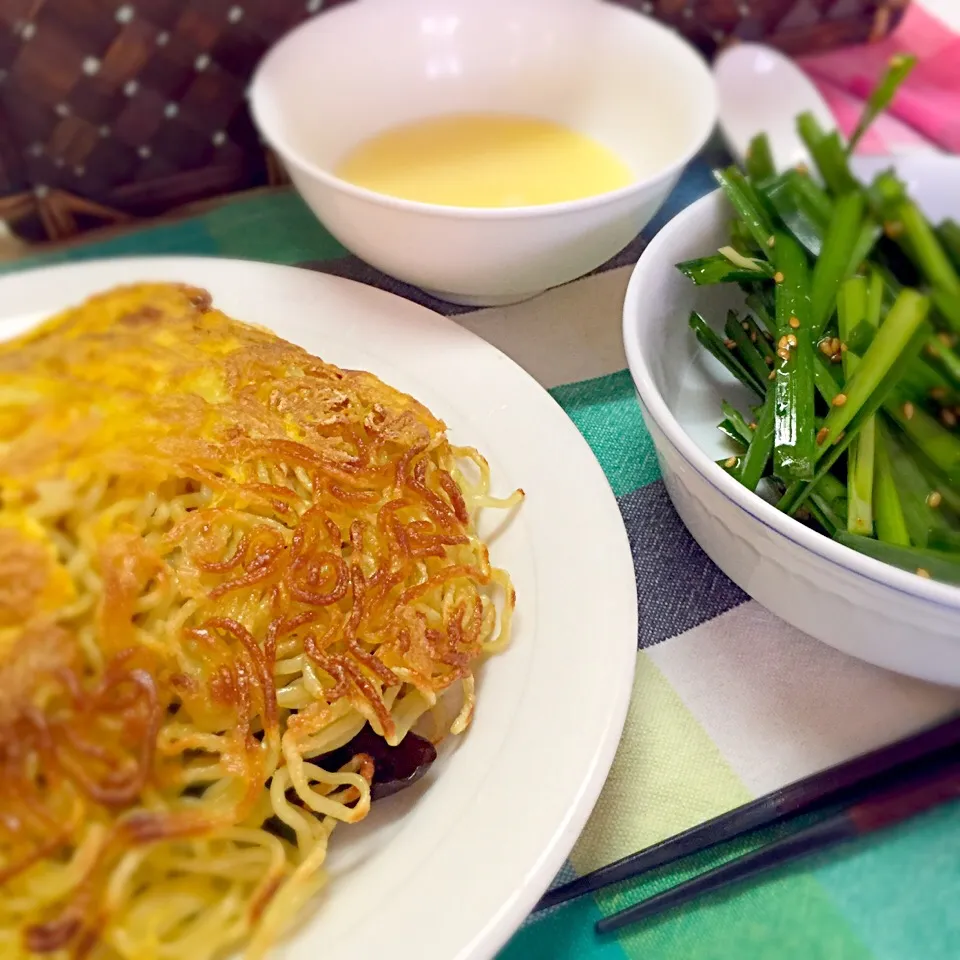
left=0, top=283, right=522, bottom=959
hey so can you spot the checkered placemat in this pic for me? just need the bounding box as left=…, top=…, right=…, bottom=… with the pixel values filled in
left=5, top=95, right=960, bottom=960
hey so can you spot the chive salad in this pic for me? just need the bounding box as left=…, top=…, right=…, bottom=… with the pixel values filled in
left=682, top=57, right=960, bottom=584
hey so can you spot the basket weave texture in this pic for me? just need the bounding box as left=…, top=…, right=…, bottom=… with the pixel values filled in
left=638, top=0, right=908, bottom=54
left=0, top=0, right=908, bottom=242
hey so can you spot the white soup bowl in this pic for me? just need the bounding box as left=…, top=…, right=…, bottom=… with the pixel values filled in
left=250, top=0, right=717, bottom=306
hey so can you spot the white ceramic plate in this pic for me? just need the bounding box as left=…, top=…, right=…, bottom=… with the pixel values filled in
left=623, top=191, right=960, bottom=686
left=0, top=257, right=638, bottom=960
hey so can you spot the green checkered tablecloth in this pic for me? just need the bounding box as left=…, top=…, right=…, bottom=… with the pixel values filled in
left=6, top=152, right=960, bottom=960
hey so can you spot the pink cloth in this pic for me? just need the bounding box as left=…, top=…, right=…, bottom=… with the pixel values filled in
left=799, top=5, right=960, bottom=155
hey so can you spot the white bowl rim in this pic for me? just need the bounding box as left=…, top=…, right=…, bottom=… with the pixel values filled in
left=248, top=0, right=718, bottom=222
left=623, top=187, right=960, bottom=613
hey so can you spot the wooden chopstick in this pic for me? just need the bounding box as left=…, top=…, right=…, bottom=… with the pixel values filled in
left=597, top=752, right=960, bottom=934
left=535, top=711, right=960, bottom=912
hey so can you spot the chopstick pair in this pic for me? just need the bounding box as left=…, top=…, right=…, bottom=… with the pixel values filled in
left=598, top=749, right=960, bottom=934
left=534, top=712, right=960, bottom=931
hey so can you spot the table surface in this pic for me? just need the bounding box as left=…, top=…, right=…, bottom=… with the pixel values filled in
left=2, top=5, right=959, bottom=959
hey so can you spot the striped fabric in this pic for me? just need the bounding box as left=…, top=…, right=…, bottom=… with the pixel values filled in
left=801, top=4, right=960, bottom=154
left=4, top=108, right=960, bottom=960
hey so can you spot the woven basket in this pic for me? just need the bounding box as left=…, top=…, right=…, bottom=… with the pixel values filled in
left=0, top=0, right=909, bottom=243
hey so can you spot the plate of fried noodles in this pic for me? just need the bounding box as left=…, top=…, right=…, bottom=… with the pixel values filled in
left=0, top=257, right=637, bottom=960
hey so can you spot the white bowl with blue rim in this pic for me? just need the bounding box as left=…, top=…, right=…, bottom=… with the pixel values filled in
left=623, top=188, right=960, bottom=687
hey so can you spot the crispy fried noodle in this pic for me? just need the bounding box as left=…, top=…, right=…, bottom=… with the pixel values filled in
left=0, top=283, right=522, bottom=959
